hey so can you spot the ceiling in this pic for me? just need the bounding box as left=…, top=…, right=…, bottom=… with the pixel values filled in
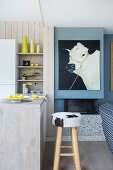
left=0, top=0, right=42, bottom=21
left=39, top=0, right=113, bottom=34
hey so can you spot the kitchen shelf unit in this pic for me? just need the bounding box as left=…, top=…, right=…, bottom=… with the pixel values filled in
left=17, top=51, right=43, bottom=93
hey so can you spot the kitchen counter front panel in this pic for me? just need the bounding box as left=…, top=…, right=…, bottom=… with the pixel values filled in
left=0, top=99, right=46, bottom=170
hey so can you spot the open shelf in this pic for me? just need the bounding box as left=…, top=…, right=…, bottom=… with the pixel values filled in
left=17, top=48, right=43, bottom=93
left=17, top=80, right=43, bottom=82
left=17, top=66, right=43, bottom=69
left=17, top=53, right=43, bottom=55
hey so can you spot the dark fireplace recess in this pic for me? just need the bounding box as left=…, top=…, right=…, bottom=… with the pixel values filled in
left=64, top=99, right=98, bottom=114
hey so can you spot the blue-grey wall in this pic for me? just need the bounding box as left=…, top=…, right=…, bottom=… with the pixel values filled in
left=54, top=27, right=104, bottom=99
left=54, top=34, right=113, bottom=112
left=99, top=34, right=113, bottom=104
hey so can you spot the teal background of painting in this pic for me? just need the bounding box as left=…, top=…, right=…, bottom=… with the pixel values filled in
left=54, top=27, right=104, bottom=99
left=54, top=33, right=113, bottom=112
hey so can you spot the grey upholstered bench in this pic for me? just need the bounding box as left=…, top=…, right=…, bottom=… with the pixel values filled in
left=99, top=103, right=113, bottom=153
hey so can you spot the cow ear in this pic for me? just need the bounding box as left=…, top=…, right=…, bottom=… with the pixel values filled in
left=88, top=49, right=96, bottom=54
left=62, top=48, right=69, bottom=56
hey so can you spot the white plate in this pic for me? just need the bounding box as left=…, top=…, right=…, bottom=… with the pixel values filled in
left=5, top=96, right=31, bottom=102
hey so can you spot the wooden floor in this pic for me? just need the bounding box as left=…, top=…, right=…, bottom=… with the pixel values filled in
left=42, top=141, right=113, bottom=170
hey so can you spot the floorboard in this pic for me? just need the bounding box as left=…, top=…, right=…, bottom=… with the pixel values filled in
left=42, top=141, right=113, bottom=170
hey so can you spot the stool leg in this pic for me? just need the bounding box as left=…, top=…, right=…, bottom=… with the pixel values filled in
left=71, top=128, right=76, bottom=165
left=71, top=127, right=81, bottom=170
left=53, top=126, right=63, bottom=170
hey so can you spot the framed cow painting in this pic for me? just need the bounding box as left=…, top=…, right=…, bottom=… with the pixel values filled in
left=58, top=40, right=100, bottom=90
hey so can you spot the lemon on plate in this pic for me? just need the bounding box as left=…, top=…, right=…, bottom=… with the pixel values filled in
left=19, top=95, right=24, bottom=98
left=32, top=94, right=39, bottom=99
left=7, top=95, right=13, bottom=99
left=7, top=94, right=24, bottom=99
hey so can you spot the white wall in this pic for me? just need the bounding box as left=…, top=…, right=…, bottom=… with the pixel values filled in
left=0, top=0, right=42, bottom=21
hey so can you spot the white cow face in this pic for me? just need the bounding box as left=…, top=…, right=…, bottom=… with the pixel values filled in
left=68, top=43, right=89, bottom=73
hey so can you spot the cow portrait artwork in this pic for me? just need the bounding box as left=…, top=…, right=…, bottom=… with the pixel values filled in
left=58, top=40, right=100, bottom=90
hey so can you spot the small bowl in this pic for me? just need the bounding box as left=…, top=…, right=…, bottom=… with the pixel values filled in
left=30, top=90, right=35, bottom=94
left=35, top=63, right=39, bottom=67
left=36, top=91, right=41, bottom=95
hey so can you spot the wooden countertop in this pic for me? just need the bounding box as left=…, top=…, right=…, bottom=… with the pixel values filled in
left=0, top=97, right=46, bottom=109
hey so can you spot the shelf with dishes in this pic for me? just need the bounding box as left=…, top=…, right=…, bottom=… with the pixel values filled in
left=17, top=80, right=43, bottom=82
left=17, top=66, right=43, bottom=69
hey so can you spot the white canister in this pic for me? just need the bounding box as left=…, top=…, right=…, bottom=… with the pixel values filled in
left=23, top=84, right=26, bottom=94
left=24, top=88, right=28, bottom=94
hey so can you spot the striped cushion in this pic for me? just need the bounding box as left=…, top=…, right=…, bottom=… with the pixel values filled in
left=99, top=103, right=113, bottom=153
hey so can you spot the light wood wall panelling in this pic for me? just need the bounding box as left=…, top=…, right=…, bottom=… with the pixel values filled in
left=39, top=22, right=43, bottom=52
left=43, top=26, right=54, bottom=137
left=0, top=21, right=43, bottom=50
left=11, top=22, right=18, bottom=39
left=22, top=21, right=29, bottom=37
left=5, top=21, right=12, bottom=39
left=22, top=21, right=29, bottom=51
left=35, top=21, right=40, bottom=52
left=17, top=21, right=23, bottom=43
left=43, top=27, right=49, bottom=93
left=35, top=21, right=39, bottom=44
left=28, top=21, right=35, bottom=43
left=17, top=22, right=23, bottom=52
left=43, top=27, right=49, bottom=136
left=0, top=21, right=5, bottom=39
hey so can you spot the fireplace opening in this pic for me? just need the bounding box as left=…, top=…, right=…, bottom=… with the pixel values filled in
left=64, top=99, right=98, bottom=114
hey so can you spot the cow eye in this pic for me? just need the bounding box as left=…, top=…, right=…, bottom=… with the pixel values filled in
left=82, top=54, right=85, bottom=56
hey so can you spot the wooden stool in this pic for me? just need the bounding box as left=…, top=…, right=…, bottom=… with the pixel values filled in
left=52, top=112, right=82, bottom=170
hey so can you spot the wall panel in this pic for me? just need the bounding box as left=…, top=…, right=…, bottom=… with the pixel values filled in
left=0, top=21, right=5, bottom=39
left=43, top=27, right=54, bottom=136
left=35, top=21, right=39, bottom=44
left=22, top=21, right=29, bottom=38
left=0, top=21, right=43, bottom=52
left=5, top=21, right=12, bottom=39
left=28, top=21, right=35, bottom=43
left=12, top=21, right=18, bottom=39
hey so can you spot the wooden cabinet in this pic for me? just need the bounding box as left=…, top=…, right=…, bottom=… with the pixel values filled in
left=0, top=100, right=46, bottom=170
